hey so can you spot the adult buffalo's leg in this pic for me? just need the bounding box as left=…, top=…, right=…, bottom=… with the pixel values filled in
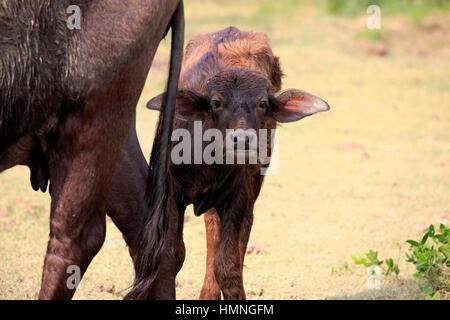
left=38, top=101, right=134, bottom=300
left=106, top=115, right=147, bottom=261
left=199, top=209, right=221, bottom=300
left=107, top=127, right=185, bottom=281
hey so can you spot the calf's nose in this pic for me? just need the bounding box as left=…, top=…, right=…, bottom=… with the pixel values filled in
left=227, top=129, right=256, bottom=151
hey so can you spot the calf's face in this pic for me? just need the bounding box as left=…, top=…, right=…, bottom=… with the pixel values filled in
left=147, top=67, right=329, bottom=159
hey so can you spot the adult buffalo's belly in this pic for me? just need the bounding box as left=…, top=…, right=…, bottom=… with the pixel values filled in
left=0, top=136, right=34, bottom=172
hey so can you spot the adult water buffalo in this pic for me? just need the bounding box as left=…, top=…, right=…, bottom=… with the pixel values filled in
left=0, top=0, right=184, bottom=299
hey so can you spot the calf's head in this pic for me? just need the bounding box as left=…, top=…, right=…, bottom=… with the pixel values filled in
left=147, top=67, right=329, bottom=161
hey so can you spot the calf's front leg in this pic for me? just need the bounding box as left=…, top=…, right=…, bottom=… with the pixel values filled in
left=200, top=207, right=253, bottom=300
left=199, top=209, right=222, bottom=300
left=212, top=205, right=254, bottom=300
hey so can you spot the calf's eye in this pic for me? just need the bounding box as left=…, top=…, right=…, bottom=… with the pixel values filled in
left=211, top=99, right=223, bottom=110
left=258, top=100, right=269, bottom=110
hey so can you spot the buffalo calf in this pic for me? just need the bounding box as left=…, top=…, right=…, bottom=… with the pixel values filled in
left=130, top=26, right=329, bottom=300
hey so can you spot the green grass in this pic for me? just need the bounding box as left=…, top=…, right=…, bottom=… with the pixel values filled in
left=1, top=0, right=449, bottom=299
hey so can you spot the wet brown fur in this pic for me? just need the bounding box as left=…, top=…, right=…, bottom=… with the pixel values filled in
left=0, top=0, right=184, bottom=299
left=181, top=26, right=283, bottom=93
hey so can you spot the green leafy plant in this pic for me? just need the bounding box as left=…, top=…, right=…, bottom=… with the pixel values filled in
left=331, top=261, right=353, bottom=274
left=405, top=224, right=449, bottom=296
left=385, top=257, right=400, bottom=277
left=425, top=292, right=441, bottom=300
left=351, top=249, right=400, bottom=277
left=334, top=225, right=448, bottom=299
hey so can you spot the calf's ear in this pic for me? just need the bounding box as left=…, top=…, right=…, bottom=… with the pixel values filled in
left=270, top=89, right=330, bottom=123
left=146, top=93, right=164, bottom=111
left=146, top=89, right=210, bottom=121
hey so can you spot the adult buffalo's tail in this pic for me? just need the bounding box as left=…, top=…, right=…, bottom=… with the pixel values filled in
left=125, top=1, right=184, bottom=300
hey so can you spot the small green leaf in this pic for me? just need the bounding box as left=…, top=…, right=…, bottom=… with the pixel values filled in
left=394, top=266, right=400, bottom=275
left=406, top=240, right=420, bottom=247
left=438, top=244, right=449, bottom=259
left=351, top=253, right=368, bottom=265
left=385, top=258, right=393, bottom=267
left=428, top=225, right=435, bottom=237
left=425, top=292, right=440, bottom=300
left=413, top=272, right=425, bottom=280
left=421, top=232, right=429, bottom=245
left=405, top=253, right=413, bottom=262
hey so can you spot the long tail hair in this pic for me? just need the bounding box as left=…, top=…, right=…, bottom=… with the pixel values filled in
left=125, top=1, right=184, bottom=299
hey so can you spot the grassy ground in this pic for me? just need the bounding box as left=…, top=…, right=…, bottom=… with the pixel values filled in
left=1, top=0, right=449, bottom=299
